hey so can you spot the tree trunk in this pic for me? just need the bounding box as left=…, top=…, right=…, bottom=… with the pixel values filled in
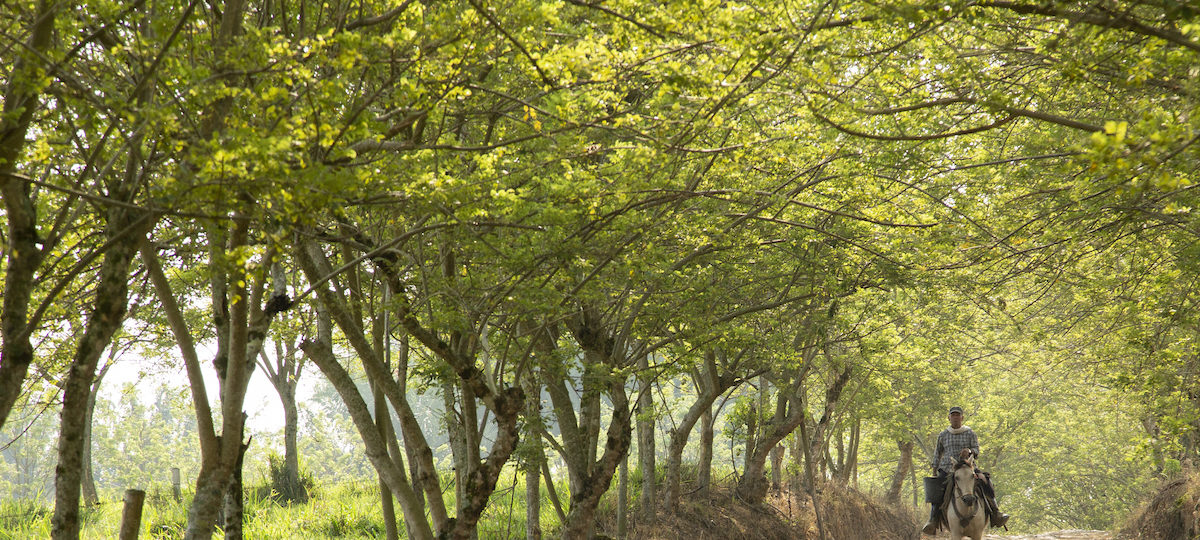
left=771, top=443, right=784, bottom=493
left=736, top=387, right=807, bottom=505
left=329, top=230, right=534, bottom=537
left=449, top=384, right=522, bottom=540
left=618, top=455, right=628, bottom=539
left=444, top=380, right=470, bottom=517
left=886, top=440, right=913, bottom=505
left=222, top=436, right=250, bottom=540
left=544, top=370, right=590, bottom=501
left=51, top=206, right=147, bottom=538
left=282, top=384, right=306, bottom=502
left=806, top=364, right=853, bottom=482
left=375, top=384, right=399, bottom=540
left=524, top=380, right=543, bottom=540
left=697, top=408, right=714, bottom=493
left=180, top=223, right=277, bottom=540
left=297, top=242, right=450, bottom=530
left=662, top=350, right=734, bottom=511
left=798, top=409, right=827, bottom=540
left=82, top=363, right=112, bottom=507
left=637, top=354, right=656, bottom=519
left=560, top=380, right=632, bottom=540
left=0, top=0, right=58, bottom=433
left=302, top=336, right=435, bottom=540
left=846, top=418, right=860, bottom=485
left=262, top=336, right=307, bottom=504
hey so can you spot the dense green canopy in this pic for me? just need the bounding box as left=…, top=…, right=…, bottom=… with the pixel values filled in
left=1, top=0, right=1197, bottom=537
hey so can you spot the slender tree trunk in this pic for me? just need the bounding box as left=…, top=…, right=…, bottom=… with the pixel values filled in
left=886, top=440, right=913, bottom=505
left=697, top=408, right=714, bottom=493
left=580, top=363, right=603, bottom=475
left=302, top=334, right=435, bottom=540
left=376, top=384, right=400, bottom=540
left=542, top=459, right=567, bottom=525
left=665, top=383, right=731, bottom=511
left=395, top=333, right=431, bottom=537
left=297, top=242, right=450, bottom=530
left=798, top=408, right=827, bottom=540
left=282, top=384, right=306, bottom=501
left=618, top=455, right=628, bottom=539
left=82, top=363, right=111, bottom=507
left=51, top=210, right=147, bottom=539
left=543, top=370, right=590, bottom=500
left=444, top=381, right=470, bottom=515
left=847, top=418, right=860, bottom=485
left=524, top=379, right=543, bottom=540
left=771, top=443, right=784, bottom=492
left=636, top=354, right=656, bottom=519
left=262, top=336, right=307, bottom=504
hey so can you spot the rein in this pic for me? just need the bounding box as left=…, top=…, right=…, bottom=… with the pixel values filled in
left=950, top=463, right=981, bottom=529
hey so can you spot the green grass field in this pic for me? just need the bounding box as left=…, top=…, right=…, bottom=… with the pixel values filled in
left=0, top=468, right=579, bottom=539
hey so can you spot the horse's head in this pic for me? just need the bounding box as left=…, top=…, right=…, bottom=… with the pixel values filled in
left=951, top=450, right=978, bottom=506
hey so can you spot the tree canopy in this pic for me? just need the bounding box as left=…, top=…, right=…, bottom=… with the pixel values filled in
left=2, top=0, right=1198, bottom=538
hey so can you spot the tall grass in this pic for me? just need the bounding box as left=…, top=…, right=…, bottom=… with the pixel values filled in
left=0, top=465, right=585, bottom=539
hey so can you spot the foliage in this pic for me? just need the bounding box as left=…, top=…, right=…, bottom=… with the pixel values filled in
left=4, top=0, right=1200, bottom=536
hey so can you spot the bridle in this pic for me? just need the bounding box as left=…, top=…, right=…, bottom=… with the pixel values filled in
left=950, top=458, right=981, bottom=529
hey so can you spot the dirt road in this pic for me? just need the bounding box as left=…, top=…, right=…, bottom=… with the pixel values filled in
left=983, top=531, right=1111, bottom=540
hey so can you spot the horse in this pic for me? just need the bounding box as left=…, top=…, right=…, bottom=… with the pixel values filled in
left=944, top=448, right=989, bottom=540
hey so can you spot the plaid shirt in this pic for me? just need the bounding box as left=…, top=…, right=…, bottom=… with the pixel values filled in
left=933, top=426, right=980, bottom=473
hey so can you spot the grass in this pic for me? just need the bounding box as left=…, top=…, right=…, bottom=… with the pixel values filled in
left=0, top=467, right=573, bottom=539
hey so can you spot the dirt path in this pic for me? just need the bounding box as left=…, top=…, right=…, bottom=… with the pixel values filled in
left=982, top=531, right=1112, bottom=540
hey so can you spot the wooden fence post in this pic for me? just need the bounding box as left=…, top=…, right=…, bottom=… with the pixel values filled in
left=171, top=467, right=181, bottom=503
left=119, top=489, right=146, bottom=540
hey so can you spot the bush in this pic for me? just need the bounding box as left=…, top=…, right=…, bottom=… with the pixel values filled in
left=264, top=452, right=314, bottom=504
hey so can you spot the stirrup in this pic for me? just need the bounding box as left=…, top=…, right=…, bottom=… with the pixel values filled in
left=991, top=512, right=1009, bottom=529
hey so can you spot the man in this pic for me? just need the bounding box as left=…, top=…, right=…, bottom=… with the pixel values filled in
left=921, top=406, right=1010, bottom=535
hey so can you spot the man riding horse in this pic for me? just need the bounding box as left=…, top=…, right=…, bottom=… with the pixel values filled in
left=922, top=406, right=1010, bottom=535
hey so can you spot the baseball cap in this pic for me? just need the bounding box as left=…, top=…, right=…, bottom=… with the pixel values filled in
left=948, top=406, right=964, bottom=414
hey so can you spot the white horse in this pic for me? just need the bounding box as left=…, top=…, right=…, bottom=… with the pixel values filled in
left=945, top=448, right=989, bottom=540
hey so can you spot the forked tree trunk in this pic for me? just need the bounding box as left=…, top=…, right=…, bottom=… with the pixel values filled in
left=300, top=238, right=522, bottom=539
left=737, top=402, right=804, bottom=504
left=805, top=364, right=853, bottom=483
left=665, top=352, right=737, bottom=511
left=297, top=242, right=450, bottom=529
left=302, top=323, right=435, bottom=540
left=560, top=381, right=632, bottom=540
left=262, top=336, right=307, bottom=504
left=557, top=311, right=636, bottom=539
